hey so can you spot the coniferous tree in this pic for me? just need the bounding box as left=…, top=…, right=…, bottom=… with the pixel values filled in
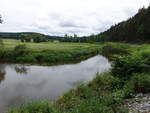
left=0, top=15, right=2, bottom=23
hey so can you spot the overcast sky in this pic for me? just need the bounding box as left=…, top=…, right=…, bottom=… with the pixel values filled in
left=0, top=0, right=149, bottom=36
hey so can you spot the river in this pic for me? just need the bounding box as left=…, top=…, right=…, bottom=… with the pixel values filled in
left=0, top=55, right=110, bottom=112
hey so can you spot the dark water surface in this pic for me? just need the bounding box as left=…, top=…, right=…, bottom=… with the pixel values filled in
left=0, top=55, right=110, bottom=112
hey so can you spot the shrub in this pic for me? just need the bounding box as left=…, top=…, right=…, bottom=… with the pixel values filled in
left=130, top=73, right=150, bottom=93
left=16, top=56, right=36, bottom=63
left=88, top=73, right=121, bottom=91
left=101, top=44, right=129, bottom=59
left=112, top=54, right=150, bottom=79
left=0, top=49, right=6, bottom=59
left=0, top=49, right=13, bottom=61
left=13, top=45, right=28, bottom=57
left=119, top=73, right=150, bottom=98
left=7, top=101, right=59, bottom=113
left=121, top=82, right=135, bottom=98
left=35, top=54, right=44, bottom=62
left=140, top=50, right=150, bottom=65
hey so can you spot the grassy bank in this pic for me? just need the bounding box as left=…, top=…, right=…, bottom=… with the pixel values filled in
left=0, top=39, right=101, bottom=65
left=7, top=43, right=150, bottom=113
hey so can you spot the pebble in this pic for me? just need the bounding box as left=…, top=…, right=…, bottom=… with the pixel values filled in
left=125, top=93, right=150, bottom=113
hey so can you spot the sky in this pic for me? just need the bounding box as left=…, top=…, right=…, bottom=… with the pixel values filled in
left=0, top=0, right=149, bottom=36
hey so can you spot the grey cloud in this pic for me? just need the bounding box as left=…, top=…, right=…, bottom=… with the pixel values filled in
left=124, top=8, right=137, bottom=17
left=67, top=28, right=83, bottom=34
left=59, top=21, right=85, bottom=28
left=0, top=0, right=149, bottom=36
left=48, top=13, right=62, bottom=20
left=94, top=21, right=114, bottom=31
left=94, top=26, right=109, bottom=32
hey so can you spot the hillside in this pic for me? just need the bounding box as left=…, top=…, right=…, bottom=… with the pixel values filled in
left=0, top=32, right=62, bottom=41
left=97, top=6, right=150, bottom=43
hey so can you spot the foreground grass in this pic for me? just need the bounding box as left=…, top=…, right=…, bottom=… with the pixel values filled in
left=0, top=39, right=101, bottom=65
left=7, top=43, right=150, bottom=113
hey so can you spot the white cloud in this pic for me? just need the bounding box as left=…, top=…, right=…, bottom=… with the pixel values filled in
left=0, top=0, right=149, bottom=36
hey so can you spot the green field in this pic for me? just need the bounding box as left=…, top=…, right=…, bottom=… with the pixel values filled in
left=2, top=39, right=99, bottom=51
left=0, top=39, right=101, bottom=65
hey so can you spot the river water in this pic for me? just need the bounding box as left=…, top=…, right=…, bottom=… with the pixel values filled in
left=0, top=55, right=110, bottom=112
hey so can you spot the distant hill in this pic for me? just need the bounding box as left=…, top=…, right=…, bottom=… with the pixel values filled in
left=0, top=32, right=63, bottom=41
left=0, top=32, right=37, bottom=39
left=96, top=6, right=150, bottom=43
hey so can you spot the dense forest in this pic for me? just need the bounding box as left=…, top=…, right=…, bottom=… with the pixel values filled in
left=97, top=6, right=150, bottom=43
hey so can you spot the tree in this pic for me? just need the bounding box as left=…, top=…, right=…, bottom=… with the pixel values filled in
left=74, top=34, right=77, bottom=38
left=20, top=33, right=47, bottom=43
left=64, top=34, right=69, bottom=38
left=13, top=45, right=27, bottom=56
left=31, top=33, right=47, bottom=43
left=20, top=34, right=31, bottom=42
left=0, top=15, right=3, bottom=24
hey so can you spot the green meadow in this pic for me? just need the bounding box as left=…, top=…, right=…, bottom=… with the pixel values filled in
left=2, top=39, right=99, bottom=51
left=0, top=39, right=101, bottom=65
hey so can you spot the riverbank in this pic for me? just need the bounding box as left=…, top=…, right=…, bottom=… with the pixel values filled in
left=5, top=43, right=150, bottom=113
left=0, top=39, right=101, bottom=65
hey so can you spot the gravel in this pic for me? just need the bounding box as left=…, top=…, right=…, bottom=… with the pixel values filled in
left=125, top=93, right=150, bottom=113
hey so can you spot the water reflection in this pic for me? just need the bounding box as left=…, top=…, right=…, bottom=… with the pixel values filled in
left=0, top=71, right=5, bottom=83
left=14, top=65, right=29, bottom=75
left=0, top=64, right=6, bottom=83
left=0, top=55, right=110, bottom=112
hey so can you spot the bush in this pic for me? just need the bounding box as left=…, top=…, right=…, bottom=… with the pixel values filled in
left=7, top=101, right=59, bottom=113
left=121, top=82, right=135, bottom=98
left=140, top=50, right=150, bottom=65
left=88, top=73, right=121, bottom=91
left=13, top=45, right=28, bottom=57
left=130, top=73, right=150, bottom=93
left=101, top=43, right=130, bottom=59
left=112, top=53, right=150, bottom=79
left=118, top=73, right=150, bottom=98
left=16, top=56, right=36, bottom=63
left=0, top=49, right=6, bottom=59
left=0, top=49, right=13, bottom=61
